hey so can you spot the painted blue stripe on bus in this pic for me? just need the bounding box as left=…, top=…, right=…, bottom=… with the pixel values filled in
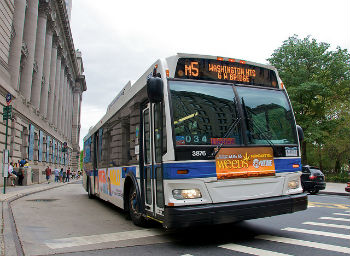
left=123, top=166, right=136, bottom=178
left=163, top=158, right=301, bottom=179
left=274, top=158, right=302, bottom=173
left=163, top=162, right=216, bottom=179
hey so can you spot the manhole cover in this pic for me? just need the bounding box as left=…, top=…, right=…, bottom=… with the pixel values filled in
left=26, top=199, right=58, bottom=202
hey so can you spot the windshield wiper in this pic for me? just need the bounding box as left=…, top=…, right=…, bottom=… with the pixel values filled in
left=241, top=98, right=278, bottom=152
left=212, top=111, right=241, bottom=158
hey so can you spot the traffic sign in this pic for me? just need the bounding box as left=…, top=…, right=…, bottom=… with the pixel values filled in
left=5, top=93, right=12, bottom=105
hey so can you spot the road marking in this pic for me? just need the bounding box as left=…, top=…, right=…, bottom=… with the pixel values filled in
left=219, top=243, right=291, bottom=256
left=308, top=202, right=350, bottom=209
left=303, top=221, right=350, bottom=230
left=45, top=229, right=163, bottom=249
left=257, top=235, right=350, bottom=254
left=320, top=217, right=350, bottom=222
left=333, top=213, right=350, bottom=217
left=282, top=227, right=350, bottom=240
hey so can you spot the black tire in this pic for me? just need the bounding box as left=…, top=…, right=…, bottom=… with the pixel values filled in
left=309, top=188, right=319, bottom=195
left=87, top=179, right=94, bottom=199
left=128, top=184, right=147, bottom=226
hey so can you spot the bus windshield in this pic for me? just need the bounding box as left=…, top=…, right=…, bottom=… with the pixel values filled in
left=169, top=80, right=241, bottom=146
left=169, top=80, right=297, bottom=146
left=237, top=86, right=297, bottom=145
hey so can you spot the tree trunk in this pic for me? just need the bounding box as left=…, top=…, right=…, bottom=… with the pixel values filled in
left=318, top=144, right=323, bottom=171
left=302, top=141, right=307, bottom=164
left=334, top=158, right=341, bottom=173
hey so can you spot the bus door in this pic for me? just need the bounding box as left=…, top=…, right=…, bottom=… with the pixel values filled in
left=142, top=102, right=165, bottom=219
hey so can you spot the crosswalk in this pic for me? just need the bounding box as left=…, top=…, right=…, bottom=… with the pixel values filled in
left=45, top=208, right=350, bottom=255
left=215, top=209, right=350, bottom=256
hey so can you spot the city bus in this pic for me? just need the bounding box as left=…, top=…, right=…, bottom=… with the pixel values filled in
left=82, top=53, right=307, bottom=229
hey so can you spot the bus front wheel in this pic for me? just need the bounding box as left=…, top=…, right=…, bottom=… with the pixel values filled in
left=128, top=185, right=146, bottom=226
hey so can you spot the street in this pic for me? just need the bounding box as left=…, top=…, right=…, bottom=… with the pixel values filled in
left=10, top=182, right=350, bottom=256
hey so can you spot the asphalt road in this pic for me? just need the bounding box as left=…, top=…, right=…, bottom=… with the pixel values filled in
left=10, top=183, right=350, bottom=256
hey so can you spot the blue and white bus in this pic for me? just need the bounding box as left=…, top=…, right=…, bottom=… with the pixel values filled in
left=83, top=53, right=307, bottom=228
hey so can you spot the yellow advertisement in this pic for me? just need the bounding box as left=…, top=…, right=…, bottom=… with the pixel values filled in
left=216, top=147, right=275, bottom=179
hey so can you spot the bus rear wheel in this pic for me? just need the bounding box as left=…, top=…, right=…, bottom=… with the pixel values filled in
left=87, top=179, right=94, bottom=199
left=128, top=185, right=147, bottom=226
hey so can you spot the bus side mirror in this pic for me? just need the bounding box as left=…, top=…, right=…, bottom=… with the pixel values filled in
left=147, top=77, right=163, bottom=103
left=296, top=125, right=304, bottom=142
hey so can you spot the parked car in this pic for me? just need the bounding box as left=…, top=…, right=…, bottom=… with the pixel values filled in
left=345, top=182, right=350, bottom=193
left=301, top=165, right=326, bottom=194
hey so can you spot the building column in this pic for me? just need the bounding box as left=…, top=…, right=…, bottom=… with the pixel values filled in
left=8, top=0, right=26, bottom=90
left=47, top=37, right=58, bottom=124
left=19, top=0, right=39, bottom=101
left=72, top=84, right=82, bottom=172
left=61, top=73, right=68, bottom=136
left=64, top=77, right=69, bottom=137
left=53, top=51, right=62, bottom=127
left=31, top=6, right=48, bottom=109
left=39, top=20, right=54, bottom=118
left=69, top=87, right=73, bottom=140
left=56, top=61, right=65, bottom=128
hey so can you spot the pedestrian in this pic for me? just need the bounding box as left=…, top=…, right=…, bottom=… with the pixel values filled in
left=62, top=168, right=67, bottom=183
left=45, top=166, right=52, bottom=184
left=66, top=168, right=70, bottom=182
left=8, top=162, right=17, bottom=186
left=17, top=165, right=24, bottom=186
left=59, top=168, right=63, bottom=182
left=19, top=158, right=27, bottom=167
left=54, top=167, right=60, bottom=182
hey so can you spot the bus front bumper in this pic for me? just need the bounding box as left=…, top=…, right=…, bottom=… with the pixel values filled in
left=163, top=193, right=307, bottom=229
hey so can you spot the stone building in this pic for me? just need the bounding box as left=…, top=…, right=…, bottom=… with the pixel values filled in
left=0, top=0, right=86, bottom=185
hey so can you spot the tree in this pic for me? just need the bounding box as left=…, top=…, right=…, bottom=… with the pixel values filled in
left=268, top=35, right=350, bottom=171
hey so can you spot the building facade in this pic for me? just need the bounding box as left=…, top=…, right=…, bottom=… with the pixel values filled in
left=0, top=0, right=86, bottom=184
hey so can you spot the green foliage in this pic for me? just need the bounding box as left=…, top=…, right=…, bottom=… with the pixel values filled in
left=268, top=35, right=350, bottom=172
left=324, top=171, right=349, bottom=183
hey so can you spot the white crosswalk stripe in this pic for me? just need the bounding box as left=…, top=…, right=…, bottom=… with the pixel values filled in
left=45, top=229, right=163, bottom=249
left=333, top=213, right=350, bottom=217
left=219, top=243, right=292, bottom=256
left=303, top=221, right=350, bottom=230
left=256, top=235, right=350, bottom=254
left=320, top=217, right=350, bottom=222
left=282, top=227, right=350, bottom=239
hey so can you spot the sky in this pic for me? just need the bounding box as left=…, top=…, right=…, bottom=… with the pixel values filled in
left=70, top=0, right=350, bottom=148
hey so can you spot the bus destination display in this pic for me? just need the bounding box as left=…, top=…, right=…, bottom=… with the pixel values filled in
left=175, top=58, right=278, bottom=88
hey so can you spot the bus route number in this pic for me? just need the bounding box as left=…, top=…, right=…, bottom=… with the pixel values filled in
left=185, top=62, right=199, bottom=77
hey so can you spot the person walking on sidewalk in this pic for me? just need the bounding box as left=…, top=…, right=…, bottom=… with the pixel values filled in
left=62, top=168, right=67, bottom=183
left=59, top=168, right=63, bottom=182
left=66, top=168, right=71, bottom=182
left=8, top=162, right=17, bottom=186
left=54, top=168, right=60, bottom=182
left=45, top=166, right=52, bottom=184
left=17, top=165, right=24, bottom=186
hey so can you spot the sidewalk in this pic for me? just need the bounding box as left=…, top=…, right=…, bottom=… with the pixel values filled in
left=320, top=182, right=349, bottom=196
left=0, top=179, right=81, bottom=202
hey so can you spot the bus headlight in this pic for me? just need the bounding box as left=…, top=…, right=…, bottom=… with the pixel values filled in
left=172, top=189, right=202, bottom=200
left=288, top=179, right=299, bottom=189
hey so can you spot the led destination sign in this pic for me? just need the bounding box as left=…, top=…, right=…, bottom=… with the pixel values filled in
left=175, top=58, right=278, bottom=87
